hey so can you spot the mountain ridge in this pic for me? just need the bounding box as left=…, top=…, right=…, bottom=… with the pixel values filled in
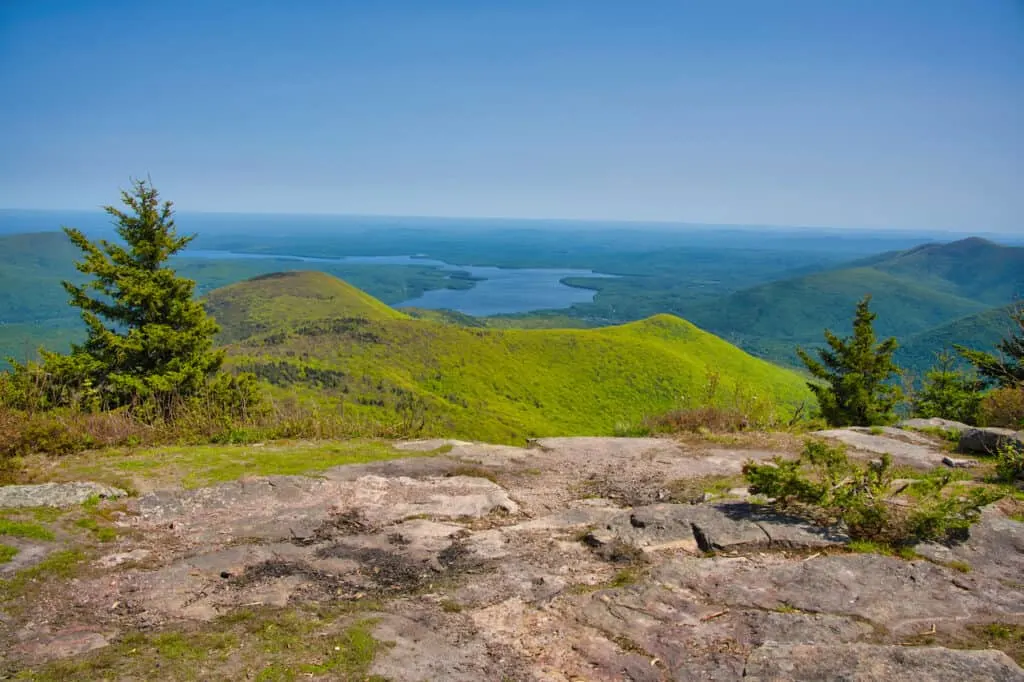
left=211, top=271, right=813, bottom=442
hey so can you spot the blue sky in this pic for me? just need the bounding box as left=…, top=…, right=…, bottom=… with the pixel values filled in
left=1, top=1, right=1021, bottom=232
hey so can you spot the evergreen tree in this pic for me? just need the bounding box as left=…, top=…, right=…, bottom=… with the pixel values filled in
left=797, top=295, right=902, bottom=426
left=956, top=304, right=1024, bottom=388
left=913, top=351, right=983, bottom=424
left=57, top=179, right=223, bottom=409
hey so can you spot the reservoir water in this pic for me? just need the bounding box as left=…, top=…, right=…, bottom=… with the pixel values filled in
left=184, top=250, right=614, bottom=316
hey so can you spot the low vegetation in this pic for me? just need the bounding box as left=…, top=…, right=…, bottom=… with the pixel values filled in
left=225, top=302, right=812, bottom=443
left=994, top=443, right=1024, bottom=484
left=12, top=606, right=389, bottom=681
left=16, top=440, right=430, bottom=492
left=743, top=440, right=1003, bottom=546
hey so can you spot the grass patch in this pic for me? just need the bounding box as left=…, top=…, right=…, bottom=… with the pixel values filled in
left=910, top=426, right=963, bottom=445
left=15, top=605, right=390, bottom=681
left=24, top=439, right=424, bottom=490
left=0, top=548, right=86, bottom=604
left=944, top=560, right=972, bottom=573
left=447, top=464, right=500, bottom=484
left=570, top=567, right=643, bottom=595
left=0, top=518, right=55, bottom=541
left=439, top=599, right=463, bottom=613
left=901, top=622, right=1024, bottom=666
left=665, top=474, right=746, bottom=503
left=74, top=517, right=117, bottom=542
left=606, top=567, right=641, bottom=588
left=847, top=539, right=918, bottom=559
left=0, top=544, right=17, bottom=563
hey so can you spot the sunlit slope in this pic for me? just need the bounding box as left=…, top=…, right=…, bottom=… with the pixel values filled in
left=205, top=270, right=408, bottom=342
left=214, top=272, right=813, bottom=442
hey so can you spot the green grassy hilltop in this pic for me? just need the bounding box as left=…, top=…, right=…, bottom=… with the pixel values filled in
left=205, top=270, right=408, bottom=342
left=216, top=272, right=813, bottom=442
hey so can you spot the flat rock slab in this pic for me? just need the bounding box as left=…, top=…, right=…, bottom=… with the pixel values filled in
left=744, top=643, right=1024, bottom=681
left=813, top=428, right=947, bottom=467
left=591, top=502, right=847, bottom=554
left=915, top=511, right=1024, bottom=584
left=654, top=552, right=1024, bottom=636
left=900, top=418, right=972, bottom=433
left=11, top=627, right=112, bottom=661
left=131, top=474, right=518, bottom=545
left=0, top=481, right=126, bottom=508
left=368, top=613, right=518, bottom=681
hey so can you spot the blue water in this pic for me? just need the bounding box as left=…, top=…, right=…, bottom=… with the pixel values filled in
left=184, top=250, right=615, bottom=316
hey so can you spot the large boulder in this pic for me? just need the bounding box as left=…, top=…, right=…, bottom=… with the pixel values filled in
left=958, top=427, right=1024, bottom=454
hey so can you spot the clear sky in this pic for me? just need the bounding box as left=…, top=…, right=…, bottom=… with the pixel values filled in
left=1, top=1, right=1022, bottom=232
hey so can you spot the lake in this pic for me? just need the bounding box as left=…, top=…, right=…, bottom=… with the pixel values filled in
left=184, top=250, right=615, bottom=316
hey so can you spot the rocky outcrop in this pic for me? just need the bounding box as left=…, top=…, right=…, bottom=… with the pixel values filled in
left=959, top=427, right=1024, bottom=454
left=813, top=427, right=950, bottom=467
left=900, top=417, right=972, bottom=433
left=3, top=436, right=1022, bottom=680
left=743, top=643, right=1024, bottom=681
left=0, top=482, right=126, bottom=508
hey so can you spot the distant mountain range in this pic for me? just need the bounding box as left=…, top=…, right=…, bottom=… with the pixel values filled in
left=1, top=231, right=1021, bottom=378
left=684, top=237, right=1024, bottom=372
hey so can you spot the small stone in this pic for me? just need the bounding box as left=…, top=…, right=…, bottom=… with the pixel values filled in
left=942, top=456, right=979, bottom=468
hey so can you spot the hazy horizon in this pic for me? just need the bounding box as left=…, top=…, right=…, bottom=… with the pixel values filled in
left=2, top=1, right=1022, bottom=232
left=3, top=206, right=1024, bottom=241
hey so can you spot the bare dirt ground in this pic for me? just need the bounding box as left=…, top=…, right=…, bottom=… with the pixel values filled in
left=2, top=430, right=1023, bottom=680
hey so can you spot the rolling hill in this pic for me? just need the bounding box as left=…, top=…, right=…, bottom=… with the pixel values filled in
left=684, top=237, right=1024, bottom=368
left=895, top=303, right=1020, bottom=374
left=205, top=271, right=408, bottom=342
left=214, top=272, right=813, bottom=442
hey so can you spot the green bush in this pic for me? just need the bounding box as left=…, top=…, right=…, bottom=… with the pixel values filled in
left=979, top=386, right=1024, bottom=429
left=994, top=443, right=1024, bottom=483
left=913, top=351, right=983, bottom=424
left=743, top=439, right=1003, bottom=544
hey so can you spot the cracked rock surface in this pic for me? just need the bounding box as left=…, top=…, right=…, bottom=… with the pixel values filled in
left=2, top=434, right=1023, bottom=680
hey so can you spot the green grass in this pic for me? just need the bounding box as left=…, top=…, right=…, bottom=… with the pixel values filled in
left=570, top=567, right=643, bottom=594
left=33, top=439, right=432, bottom=490
left=219, top=273, right=813, bottom=443
left=0, top=544, right=17, bottom=563
left=204, top=270, right=407, bottom=343
left=16, top=606, right=389, bottom=682
left=0, top=549, right=86, bottom=603
left=0, top=518, right=55, bottom=541
left=74, top=517, right=117, bottom=542
left=847, top=539, right=918, bottom=559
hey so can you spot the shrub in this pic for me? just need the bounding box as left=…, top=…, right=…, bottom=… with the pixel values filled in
left=994, top=443, right=1024, bottom=483
left=913, top=352, right=984, bottom=424
left=979, top=386, right=1024, bottom=429
left=743, top=439, right=1003, bottom=545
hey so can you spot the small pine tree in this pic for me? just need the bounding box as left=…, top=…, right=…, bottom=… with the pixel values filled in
left=797, top=295, right=902, bottom=426
left=913, top=351, right=983, bottom=424
left=956, top=303, right=1024, bottom=388
left=56, top=179, right=223, bottom=410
